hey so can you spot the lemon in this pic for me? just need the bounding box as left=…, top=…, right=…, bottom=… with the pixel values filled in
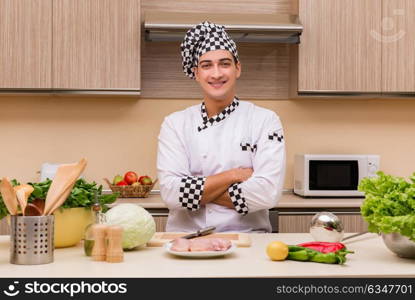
left=266, top=241, right=289, bottom=261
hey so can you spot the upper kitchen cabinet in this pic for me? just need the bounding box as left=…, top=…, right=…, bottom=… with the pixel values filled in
left=0, top=0, right=52, bottom=89
left=296, top=0, right=382, bottom=94
left=53, top=0, right=141, bottom=92
left=382, top=0, right=415, bottom=93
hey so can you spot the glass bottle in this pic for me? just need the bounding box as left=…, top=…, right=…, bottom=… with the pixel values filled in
left=83, top=191, right=106, bottom=256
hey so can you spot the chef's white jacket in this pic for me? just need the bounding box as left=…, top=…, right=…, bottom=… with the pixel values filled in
left=157, top=98, right=286, bottom=232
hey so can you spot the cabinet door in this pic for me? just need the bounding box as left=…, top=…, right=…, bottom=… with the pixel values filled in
left=0, top=0, right=52, bottom=89
left=382, top=0, right=415, bottom=92
left=278, top=214, right=368, bottom=233
left=298, top=0, right=382, bottom=93
left=53, top=0, right=141, bottom=90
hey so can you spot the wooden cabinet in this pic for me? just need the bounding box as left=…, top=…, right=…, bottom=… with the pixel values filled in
left=0, top=0, right=140, bottom=93
left=278, top=212, right=368, bottom=233
left=0, top=0, right=52, bottom=89
left=53, top=0, right=141, bottom=91
left=382, top=0, right=415, bottom=92
left=297, top=0, right=382, bottom=93
left=296, top=0, right=415, bottom=95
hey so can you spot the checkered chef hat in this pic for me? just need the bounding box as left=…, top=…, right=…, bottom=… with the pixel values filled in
left=180, top=21, right=239, bottom=79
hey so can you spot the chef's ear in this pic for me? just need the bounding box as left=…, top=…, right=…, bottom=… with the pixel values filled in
left=235, top=61, right=242, bottom=79
left=193, top=67, right=200, bottom=82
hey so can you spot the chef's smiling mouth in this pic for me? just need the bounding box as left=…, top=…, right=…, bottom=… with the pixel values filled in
left=208, top=81, right=227, bottom=88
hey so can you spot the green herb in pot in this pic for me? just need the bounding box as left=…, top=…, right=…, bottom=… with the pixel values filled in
left=0, top=178, right=118, bottom=220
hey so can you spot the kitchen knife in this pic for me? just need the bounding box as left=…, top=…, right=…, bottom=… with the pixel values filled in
left=180, top=226, right=216, bottom=239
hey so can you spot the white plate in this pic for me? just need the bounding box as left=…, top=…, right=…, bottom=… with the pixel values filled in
left=165, top=241, right=236, bottom=258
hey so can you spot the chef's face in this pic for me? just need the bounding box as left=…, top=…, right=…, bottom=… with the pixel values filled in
left=194, top=49, right=241, bottom=102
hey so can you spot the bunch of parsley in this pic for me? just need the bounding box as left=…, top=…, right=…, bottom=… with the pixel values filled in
left=0, top=179, right=118, bottom=220
left=359, top=171, right=415, bottom=241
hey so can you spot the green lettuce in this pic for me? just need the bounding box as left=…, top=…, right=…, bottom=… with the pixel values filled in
left=359, top=171, right=415, bottom=241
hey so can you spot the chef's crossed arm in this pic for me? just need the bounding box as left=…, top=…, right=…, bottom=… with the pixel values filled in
left=157, top=116, right=199, bottom=211
left=234, top=113, right=286, bottom=213
left=209, top=112, right=286, bottom=214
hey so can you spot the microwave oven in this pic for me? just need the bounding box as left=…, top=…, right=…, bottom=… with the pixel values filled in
left=294, top=154, right=380, bottom=197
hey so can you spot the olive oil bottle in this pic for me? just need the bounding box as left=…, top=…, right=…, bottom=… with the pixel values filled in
left=83, top=191, right=106, bottom=256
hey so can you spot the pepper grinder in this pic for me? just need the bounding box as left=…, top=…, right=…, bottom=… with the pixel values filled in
left=106, top=225, right=124, bottom=263
left=91, top=224, right=108, bottom=261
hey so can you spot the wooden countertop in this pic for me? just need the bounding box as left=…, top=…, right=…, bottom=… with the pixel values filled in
left=114, top=193, right=364, bottom=210
left=0, top=233, right=413, bottom=278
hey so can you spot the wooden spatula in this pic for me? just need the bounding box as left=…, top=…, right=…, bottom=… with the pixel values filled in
left=43, top=158, right=87, bottom=215
left=47, top=180, right=76, bottom=215
left=14, top=184, right=34, bottom=216
left=0, top=177, right=18, bottom=215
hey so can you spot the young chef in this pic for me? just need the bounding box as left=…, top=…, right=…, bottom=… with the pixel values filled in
left=157, top=21, right=286, bottom=233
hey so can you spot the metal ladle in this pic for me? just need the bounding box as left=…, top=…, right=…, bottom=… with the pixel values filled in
left=341, top=231, right=369, bottom=242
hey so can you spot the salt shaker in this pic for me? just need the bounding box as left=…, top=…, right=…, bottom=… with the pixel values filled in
left=91, top=224, right=108, bottom=261
left=106, top=225, right=124, bottom=263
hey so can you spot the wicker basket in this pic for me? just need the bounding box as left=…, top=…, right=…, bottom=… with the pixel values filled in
left=104, top=178, right=157, bottom=198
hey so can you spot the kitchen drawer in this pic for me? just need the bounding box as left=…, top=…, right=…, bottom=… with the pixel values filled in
left=151, top=213, right=168, bottom=232
left=278, top=211, right=368, bottom=233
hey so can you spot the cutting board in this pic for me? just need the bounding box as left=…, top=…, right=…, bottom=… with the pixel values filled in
left=147, top=232, right=252, bottom=247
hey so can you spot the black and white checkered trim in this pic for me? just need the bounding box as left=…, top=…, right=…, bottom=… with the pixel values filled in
left=228, top=183, right=248, bottom=215
left=198, top=97, right=239, bottom=132
left=179, top=176, right=206, bottom=211
left=268, top=129, right=284, bottom=142
left=240, top=142, right=257, bottom=153
left=180, top=21, right=239, bottom=79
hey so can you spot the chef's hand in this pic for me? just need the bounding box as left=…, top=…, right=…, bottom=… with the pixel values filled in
left=212, top=193, right=235, bottom=209
left=200, top=168, right=253, bottom=205
left=231, top=168, right=254, bottom=183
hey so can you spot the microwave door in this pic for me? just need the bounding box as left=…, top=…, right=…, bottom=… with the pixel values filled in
left=309, top=160, right=359, bottom=191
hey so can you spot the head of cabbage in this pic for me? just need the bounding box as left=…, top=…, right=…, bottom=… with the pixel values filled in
left=105, top=203, right=156, bottom=250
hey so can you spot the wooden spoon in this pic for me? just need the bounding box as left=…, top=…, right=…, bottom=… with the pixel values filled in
left=14, top=184, right=34, bottom=215
left=43, top=158, right=87, bottom=215
left=32, top=198, right=45, bottom=214
left=0, top=177, right=18, bottom=215
left=24, top=203, right=43, bottom=216
left=24, top=199, right=45, bottom=216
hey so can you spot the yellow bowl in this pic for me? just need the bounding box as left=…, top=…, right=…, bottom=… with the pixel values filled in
left=53, top=207, right=93, bottom=248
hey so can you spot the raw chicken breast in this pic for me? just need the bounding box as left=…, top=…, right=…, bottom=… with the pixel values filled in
left=171, top=238, right=190, bottom=252
left=190, top=238, right=232, bottom=252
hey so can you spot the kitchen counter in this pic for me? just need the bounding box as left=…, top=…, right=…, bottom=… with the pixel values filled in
left=114, top=193, right=364, bottom=210
left=1, top=233, right=414, bottom=278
